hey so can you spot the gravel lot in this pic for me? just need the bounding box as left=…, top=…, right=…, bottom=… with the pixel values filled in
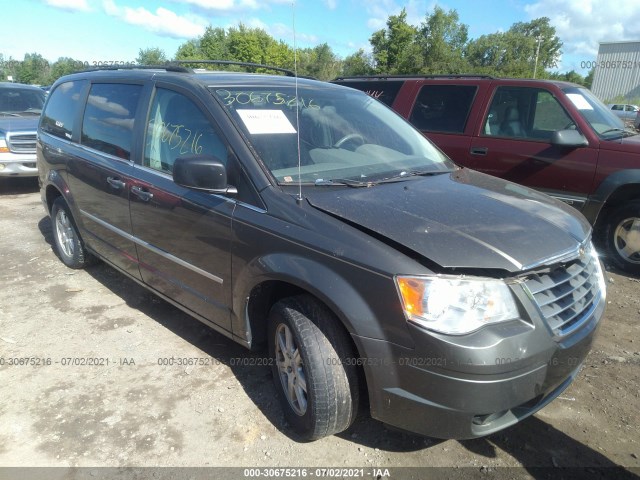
left=1, top=177, right=639, bottom=479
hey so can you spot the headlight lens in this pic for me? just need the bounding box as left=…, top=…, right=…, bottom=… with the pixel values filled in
left=395, top=276, right=519, bottom=335
left=0, top=138, right=9, bottom=153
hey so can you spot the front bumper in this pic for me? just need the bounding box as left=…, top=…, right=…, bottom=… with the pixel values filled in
left=0, top=153, right=38, bottom=177
left=354, top=289, right=604, bottom=439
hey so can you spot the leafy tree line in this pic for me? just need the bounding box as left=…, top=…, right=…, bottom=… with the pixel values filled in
left=0, top=7, right=593, bottom=87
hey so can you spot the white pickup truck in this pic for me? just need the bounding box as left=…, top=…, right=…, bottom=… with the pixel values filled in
left=0, top=82, right=45, bottom=177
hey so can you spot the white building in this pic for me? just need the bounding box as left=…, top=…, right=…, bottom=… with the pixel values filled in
left=590, top=41, right=640, bottom=102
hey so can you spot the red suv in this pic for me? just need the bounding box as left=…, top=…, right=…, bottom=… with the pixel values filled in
left=333, top=75, right=640, bottom=274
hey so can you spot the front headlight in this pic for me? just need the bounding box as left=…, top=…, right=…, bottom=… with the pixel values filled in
left=395, top=275, right=519, bottom=335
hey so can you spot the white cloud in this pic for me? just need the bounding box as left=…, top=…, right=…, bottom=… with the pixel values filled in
left=243, top=18, right=319, bottom=45
left=525, top=0, right=640, bottom=57
left=177, top=0, right=291, bottom=13
left=362, top=0, right=431, bottom=32
left=102, top=0, right=206, bottom=39
left=44, top=0, right=90, bottom=11
left=87, top=95, right=129, bottom=116
left=324, top=0, right=338, bottom=10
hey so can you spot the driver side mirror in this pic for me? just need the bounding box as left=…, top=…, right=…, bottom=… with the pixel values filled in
left=173, top=155, right=237, bottom=195
left=551, top=129, right=588, bottom=148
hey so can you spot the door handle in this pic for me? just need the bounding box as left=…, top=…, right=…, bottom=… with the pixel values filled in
left=131, top=186, right=154, bottom=202
left=470, top=147, right=488, bottom=156
left=106, top=176, right=126, bottom=189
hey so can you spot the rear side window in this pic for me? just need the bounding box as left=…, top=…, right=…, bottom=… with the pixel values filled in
left=409, top=85, right=477, bottom=133
left=337, top=80, right=403, bottom=106
left=81, top=83, right=142, bottom=160
left=41, top=81, right=85, bottom=140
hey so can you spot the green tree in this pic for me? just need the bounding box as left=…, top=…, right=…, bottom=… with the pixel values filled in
left=198, top=27, right=228, bottom=60
left=466, top=18, right=562, bottom=78
left=509, top=17, right=562, bottom=74
left=136, top=47, right=167, bottom=65
left=297, top=43, right=341, bottom=80
left=15, top=53, right=49, bottom=85
left=0, top=54, right=20, bottom=82
left=584, top=67, right=595, bottom=89
left=226, top=24, right=271, bottom=65
left=175, top=39, right=202, bottom=60
left=417, top=6, right=470, bottom=74
left=48, top=57, right=83, bottom=84
left=266, top=40, right=294, bottom=70
left=466, top=31, right=532, bottom=76
left=370, top=9, right=418, bottom=73
left=547, top=69, right=586, bottom=85
left=174, top=23, right=295, bottom=73
left=341, top=49, right=375, bottom=76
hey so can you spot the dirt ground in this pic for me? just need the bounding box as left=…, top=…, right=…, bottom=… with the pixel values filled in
left=0, top=177, right=638, bottom=479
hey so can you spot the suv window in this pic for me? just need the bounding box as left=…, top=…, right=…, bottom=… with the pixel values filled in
left=339, top=80, right=403, bottom=107
left=81, top=83, right=142, bottom=160
left=0, top=87, right=45, bottom=114
left=409, top=85, right=476, bottom=133
left=483, top=87, right=574, bottom=141
left=41, top=81, right=85, bottom=140
left=144, top=88, right=227, bottom=173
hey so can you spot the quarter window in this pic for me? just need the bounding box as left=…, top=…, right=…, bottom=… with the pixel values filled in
left=144, top=88, right=226, bottom=173
left=41, top=81, right=85, bottom=140
left=81, top=83, right=142, bottom=160
left=409, top=85, right=477, bottom=133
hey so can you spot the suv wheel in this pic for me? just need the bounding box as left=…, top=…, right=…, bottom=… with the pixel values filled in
left=51, top=197, right=96, bottom=269
left=603, top=201, right=640, bottom=274
left=268, top=295, right=359, bottom=441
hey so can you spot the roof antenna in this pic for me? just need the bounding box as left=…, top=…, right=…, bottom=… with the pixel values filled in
left=292, top=1, right=303, bottom=203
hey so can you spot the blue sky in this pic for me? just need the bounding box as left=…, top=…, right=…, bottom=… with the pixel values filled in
left=3, top=0, right=640, bottom=74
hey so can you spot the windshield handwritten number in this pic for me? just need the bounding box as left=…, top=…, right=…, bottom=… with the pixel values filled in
left=215, top=89, right=320, bottom=109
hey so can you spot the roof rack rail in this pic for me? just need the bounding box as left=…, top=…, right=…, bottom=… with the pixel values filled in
left=77, top=60, right=297, bottom=77
left=170, top=60, right=296, bottom=77
left=78, top=64, right=192, bottom=73
left=333, top=74, right=496, bottom=81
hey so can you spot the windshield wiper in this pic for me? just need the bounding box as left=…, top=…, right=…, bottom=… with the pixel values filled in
left=378, top=169, right=452, bottom=182
left=314, top=178, right=374, bottom=187
left=600, top=127, right=634, bottom=137
left=16, top=109, right=41, bottom=115
left=0, top=111, right=21, bottom=117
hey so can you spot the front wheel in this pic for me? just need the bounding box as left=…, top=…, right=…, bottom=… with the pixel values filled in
left=268, top=295, right=359, bottom=441
left=51, top=197, right=96, bottom=269
left=602, top=201, right=640, bottom=275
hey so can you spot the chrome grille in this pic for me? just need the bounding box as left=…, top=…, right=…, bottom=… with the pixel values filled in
left=523, top=243, right=603, bottom=337
left=6, top=132, right=37, bottom=153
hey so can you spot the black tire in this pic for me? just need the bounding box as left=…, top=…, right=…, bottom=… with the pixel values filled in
left=602, top=200, right=640, bottom=275
left=51, top=197, right=96, bottom=269
left=268, top=295, right=359, bottom=441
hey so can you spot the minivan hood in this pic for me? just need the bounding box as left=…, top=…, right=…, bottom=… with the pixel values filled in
left=305, top=169, right=591, bottom=273
left=0, top=116, right=39, bottom=133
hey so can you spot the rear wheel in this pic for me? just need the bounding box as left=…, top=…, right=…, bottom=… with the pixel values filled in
left=51, top=197, right=96, bottom=269
left=268, top=295, right=359, bottom=441
left=602, top=201, right=640, bottom=275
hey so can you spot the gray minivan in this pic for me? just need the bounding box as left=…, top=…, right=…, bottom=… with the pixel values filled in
left=37, top=64, right=606, bottom=441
